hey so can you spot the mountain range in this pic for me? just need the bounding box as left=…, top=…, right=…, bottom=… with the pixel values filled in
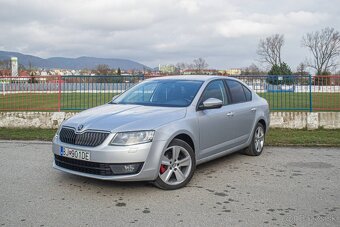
left=0, top=51, right=150, bottom=70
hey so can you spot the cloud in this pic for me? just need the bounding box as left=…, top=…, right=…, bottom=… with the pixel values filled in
left=0, top=0, right=339, bottom=69
left=216, top=20, right=275, bottom=38
left=178, top=0, right=200, bottom=13
left=216, top=11, right=329, bottom=38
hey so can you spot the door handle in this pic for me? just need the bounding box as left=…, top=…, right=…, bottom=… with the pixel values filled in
left=250, top=108, right=256, bottom=112
left=226, top=112, right=234, bottom=117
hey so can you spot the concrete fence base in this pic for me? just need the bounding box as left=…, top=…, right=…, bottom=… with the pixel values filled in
left=0, top=112, right=76, bottom=129
left=0, top=112, right=339, bottom=130
left=270, top=112, right=340, bottom=129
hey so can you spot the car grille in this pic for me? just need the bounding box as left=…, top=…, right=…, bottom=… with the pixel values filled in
left=59, top=127, right=109, bottom=147
left=54, top=155, right=114, bottom=176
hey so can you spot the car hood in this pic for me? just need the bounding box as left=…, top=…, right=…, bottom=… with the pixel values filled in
left=62, top=104, right=187, bottom=132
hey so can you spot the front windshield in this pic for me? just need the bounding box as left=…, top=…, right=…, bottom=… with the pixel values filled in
left=112, top=79, right=203, bottom=107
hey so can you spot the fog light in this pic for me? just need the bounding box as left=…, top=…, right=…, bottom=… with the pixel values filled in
left=109, top=163, right=143, bottom=175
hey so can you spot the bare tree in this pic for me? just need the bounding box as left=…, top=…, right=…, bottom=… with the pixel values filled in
left=257, top=34, right=284, bottom=67
left=186, top=63, right=195, bottom=70
left=302, top=27, right=340, bottom=75
left=242, top=63, right=264, bottom=75
left=296, top=63, right=308, bottom=75
left=175, top=62, right=187, bottom=73
left=95, top=64, right=110, bottom=75
left=193, top=58, right=208, bottom=73
left=0, top=60, right=10, bottom=70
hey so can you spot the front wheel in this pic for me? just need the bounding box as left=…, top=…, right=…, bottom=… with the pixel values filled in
left=154, top=139, right=195, bottom=190
left=242, top=122, right=265, bottom=156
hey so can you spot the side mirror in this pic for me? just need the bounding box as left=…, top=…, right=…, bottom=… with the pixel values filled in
left=198, top=98, right=223, bottom=110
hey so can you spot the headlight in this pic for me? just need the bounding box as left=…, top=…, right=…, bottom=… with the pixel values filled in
left=54, top=127, right=62, bottom=140
left=110, top=130, right=155, bottom=146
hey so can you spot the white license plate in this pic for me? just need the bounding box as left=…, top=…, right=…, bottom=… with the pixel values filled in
left=60, top=147, right=91, bottom=161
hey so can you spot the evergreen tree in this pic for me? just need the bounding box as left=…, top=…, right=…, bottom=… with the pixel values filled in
left=267, top=62, right=294, bottom=85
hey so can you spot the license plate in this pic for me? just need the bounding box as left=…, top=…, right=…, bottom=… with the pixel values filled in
left=60, top=147, right=91, bottom=161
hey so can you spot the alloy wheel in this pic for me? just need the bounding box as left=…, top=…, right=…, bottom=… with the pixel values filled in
left=254, top=126, right=265, bottom=153
left=159, top=145, right=192, bottom=185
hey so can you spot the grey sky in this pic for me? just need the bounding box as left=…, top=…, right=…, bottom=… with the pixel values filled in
left=0, top=0, right=339, bottom=70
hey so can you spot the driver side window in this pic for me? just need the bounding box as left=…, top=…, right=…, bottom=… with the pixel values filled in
left=201, top=80, right=228, bottom=105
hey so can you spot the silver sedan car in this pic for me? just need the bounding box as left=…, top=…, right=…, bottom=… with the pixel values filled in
left=52, top=75, right=269, bottom=190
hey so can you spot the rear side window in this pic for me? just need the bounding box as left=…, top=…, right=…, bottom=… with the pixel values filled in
left=243, top=86, right=252, bottom=101
left=226, top=80, right=248, bottom=104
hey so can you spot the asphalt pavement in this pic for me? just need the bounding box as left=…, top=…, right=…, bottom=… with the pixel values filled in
left=0, top=141, right=339, bottom=227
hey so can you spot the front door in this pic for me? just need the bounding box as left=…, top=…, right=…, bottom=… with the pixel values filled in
left=197, top=80, right=233, bottom=159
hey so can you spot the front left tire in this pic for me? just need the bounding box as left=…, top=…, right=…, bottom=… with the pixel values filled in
left=154, top=139, right=196, bottom=190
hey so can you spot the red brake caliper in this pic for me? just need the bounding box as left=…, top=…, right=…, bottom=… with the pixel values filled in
left=160, top=164, right=167, bottom=174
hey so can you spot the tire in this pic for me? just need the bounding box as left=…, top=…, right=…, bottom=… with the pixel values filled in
left=242, top=122, right=265, bottom=156
left=154, top=139, right=196, bottom=190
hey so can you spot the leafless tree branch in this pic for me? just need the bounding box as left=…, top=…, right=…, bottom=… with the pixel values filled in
left=193, top=58, right=208, bottom=73
left=257, top=34, right=284, bottom=67
left=302, top=27, right=340, bottom=74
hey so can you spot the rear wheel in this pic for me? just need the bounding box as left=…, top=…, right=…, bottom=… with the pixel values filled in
left=154, top=139, right=195, bottom=190
left=242, top=122, right=265, bottom=156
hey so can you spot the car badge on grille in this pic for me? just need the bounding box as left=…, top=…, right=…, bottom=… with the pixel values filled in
left=77, top=124, right=84, bottom=131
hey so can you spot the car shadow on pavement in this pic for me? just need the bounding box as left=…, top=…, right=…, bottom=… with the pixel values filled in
left=54, top=172, right=154, bottom=190
left=196, top=151, right=244, bottom=170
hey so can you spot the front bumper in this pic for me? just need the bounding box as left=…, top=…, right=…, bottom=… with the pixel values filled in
left=52, top=136, right=167, bottom=181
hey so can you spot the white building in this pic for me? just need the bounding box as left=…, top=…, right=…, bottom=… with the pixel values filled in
left=11, top=57, right=18, bottom=77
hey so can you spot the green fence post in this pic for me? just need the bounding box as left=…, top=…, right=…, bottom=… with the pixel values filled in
left=58, top=75, right=61, bottom=112
left=309, top=74, right=312, bottom=112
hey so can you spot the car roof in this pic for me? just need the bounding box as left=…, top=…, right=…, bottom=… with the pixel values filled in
left=146, top=75, right=237, bottom=82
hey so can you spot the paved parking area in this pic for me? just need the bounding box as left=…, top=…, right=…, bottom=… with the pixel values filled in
left=0, top=141, right=339, bottom=226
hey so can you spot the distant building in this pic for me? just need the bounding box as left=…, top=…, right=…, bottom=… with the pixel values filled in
left=217, top=70, right=227, bottom=75
left=40, top=70, right=48, bottom=76
left=226, top=68, right=241, bottom=76
left=182, top=69, right=218, bottom=75
left=0, top=70, right=11, bottom=76
left=11, top=57, right=18, bottom=77
left=159, top=64, right=176, bottom=74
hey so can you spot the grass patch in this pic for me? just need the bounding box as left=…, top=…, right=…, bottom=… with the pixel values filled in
left=265, top=128, right=340, bottom=146
left=0, top=128, right=57, bottom=141
left=258, top=92, right=340, bottom=111
left=1, top=92, right=339, bottom=111
left=0, top=128, right=339, bottom=146
left=0, top=92, right=117, bottom=111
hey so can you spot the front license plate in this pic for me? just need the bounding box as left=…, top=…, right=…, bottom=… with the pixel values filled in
left=60, top=147, right=91, bottom=161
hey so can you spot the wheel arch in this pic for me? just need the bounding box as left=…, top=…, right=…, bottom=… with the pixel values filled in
left=164, top=130, right=197, bottom=153
left=258, top=118, right=267, bottom=133
left=173, top=133, right=195, bottom=152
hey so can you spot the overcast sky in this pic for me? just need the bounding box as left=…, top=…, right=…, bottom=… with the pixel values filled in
left=0, top=0, right=339, bottom=70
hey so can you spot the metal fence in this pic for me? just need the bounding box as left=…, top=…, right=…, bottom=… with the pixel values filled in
left=0, top=75, right=143, bottom=111
left=232, top=75, right=340, bottom=111
left=0, top=74, right=339, bottom=112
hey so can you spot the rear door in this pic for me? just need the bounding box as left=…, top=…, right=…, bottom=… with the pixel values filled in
left=225, top=79, right=256, bottom=145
